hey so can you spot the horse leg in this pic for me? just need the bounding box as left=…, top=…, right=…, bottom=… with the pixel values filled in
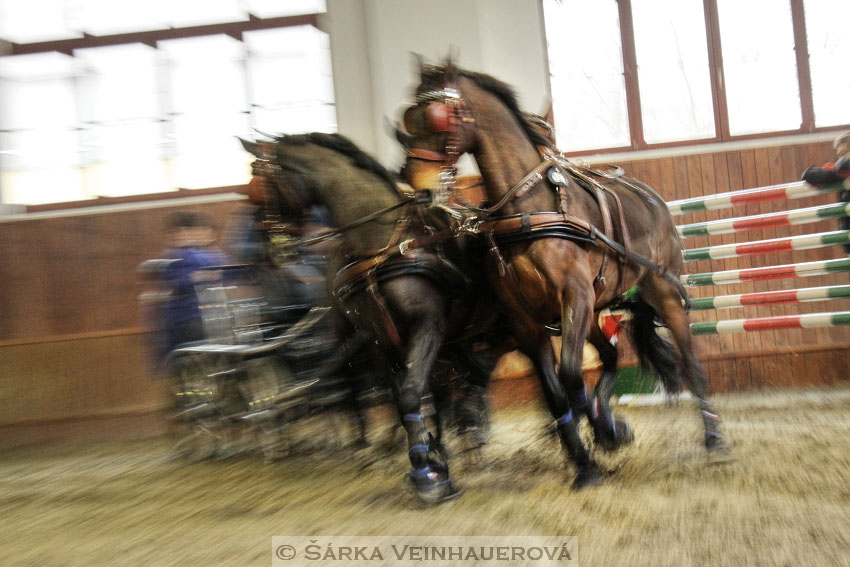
left=454, top=344, right=499, bottom=464
left=586, top=324, right=634, bottom=450
left=426, top=369, right=451, bottom=455
left=556, top=284, right=604, bottom=488
left=508, top=323, right=596, bottom=491
left=638, top=274, right=730, bottom=455
left=345, top=369, right=370, bottom=450
left=390, top=305, right=461, bottom=503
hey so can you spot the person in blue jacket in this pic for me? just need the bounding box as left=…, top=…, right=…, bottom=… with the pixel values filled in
left=159, top=211, right=231, bottom=356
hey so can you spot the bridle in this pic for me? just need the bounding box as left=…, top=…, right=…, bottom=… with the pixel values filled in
left=401, top=84, right=478, bottom=207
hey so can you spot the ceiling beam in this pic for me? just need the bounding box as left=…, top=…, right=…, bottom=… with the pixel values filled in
left=8, top=13, right=319, bottom=56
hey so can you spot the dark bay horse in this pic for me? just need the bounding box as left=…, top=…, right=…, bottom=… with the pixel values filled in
left=241, top=133, right=504, bottom=503
left=398, top=62, right=729, bottom=488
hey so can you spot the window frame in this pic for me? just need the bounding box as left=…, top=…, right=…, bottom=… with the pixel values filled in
left=544, top=0, right=848, bottom=157
left=1, top=13, right=333, bottom=207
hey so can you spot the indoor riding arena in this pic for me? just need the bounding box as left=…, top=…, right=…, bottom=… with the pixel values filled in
left=1, top=2, right=848, bottom=567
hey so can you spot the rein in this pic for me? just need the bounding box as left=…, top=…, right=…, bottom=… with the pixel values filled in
left=275, top=194, right=416, bottom=251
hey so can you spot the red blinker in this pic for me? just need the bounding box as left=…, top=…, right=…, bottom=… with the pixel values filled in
left=426, top=102, right=452, bottom=133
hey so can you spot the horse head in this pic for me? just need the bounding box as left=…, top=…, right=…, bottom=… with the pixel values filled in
left=239, top=136, right=314, bottom=223
left=395, top=59, right=479, bottom=194
left=398, top=61, right=556, bottom=210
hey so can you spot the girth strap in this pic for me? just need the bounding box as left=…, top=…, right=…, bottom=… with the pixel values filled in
left=477, top=210, right=691, bottom=310
left=476, top=211, right=593, bottom=236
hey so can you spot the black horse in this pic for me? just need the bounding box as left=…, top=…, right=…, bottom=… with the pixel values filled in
left=241, top=133, right=504, bottom=503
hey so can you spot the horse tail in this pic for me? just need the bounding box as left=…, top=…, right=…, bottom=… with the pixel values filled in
left=625, top=298, right=682, bottom=393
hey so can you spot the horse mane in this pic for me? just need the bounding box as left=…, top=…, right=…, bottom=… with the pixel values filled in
left=276, top=132, right=400, bottom=191
left=458, top=70, right=554, bottom=150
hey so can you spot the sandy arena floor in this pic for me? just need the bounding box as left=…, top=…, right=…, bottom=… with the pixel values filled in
left=2, top=387, right=849, bottom=567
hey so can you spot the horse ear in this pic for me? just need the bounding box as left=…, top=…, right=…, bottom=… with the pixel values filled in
left=411, top=52, right=426, bottom=78
left=541, top=99, right=554, bottom=126
left=443, top=47, right=460, bottom=81
left=395, top=122, right=415, bottom=148
left=238, top=137, right=263, bottom=157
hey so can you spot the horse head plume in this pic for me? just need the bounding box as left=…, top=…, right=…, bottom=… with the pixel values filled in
left=442, top=47, right=460, bottom=82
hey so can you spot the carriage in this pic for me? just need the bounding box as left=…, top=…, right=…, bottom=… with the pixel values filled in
left=138, top=249, right=384, bottom=462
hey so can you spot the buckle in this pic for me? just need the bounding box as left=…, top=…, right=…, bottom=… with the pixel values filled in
left=547, top=166, right=568, bottom=187
left=414, top=189, right=433, bottom=204
left=460, top=216, right=481, bottom=235
left=398, top=239, right=414, bottom=255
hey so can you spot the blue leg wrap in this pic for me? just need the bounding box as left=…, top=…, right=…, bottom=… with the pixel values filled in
left=408, top=444, right=429, bottom=457
left=556, top=409, right=573, bottom=426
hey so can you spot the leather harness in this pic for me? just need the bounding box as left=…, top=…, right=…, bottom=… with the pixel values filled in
left=399, top=84, right=690, bottom=312
left=251, top=90, right=690, bottom=346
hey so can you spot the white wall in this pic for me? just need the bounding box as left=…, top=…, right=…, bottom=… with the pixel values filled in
left=0, top=40, right=9, bottom=207
left=324, top=0, right=548, bottom=170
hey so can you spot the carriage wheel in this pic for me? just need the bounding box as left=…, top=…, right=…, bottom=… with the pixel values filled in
left=239, top=357, right=303, bottom=460
left=167, top=352, right=232, bottom=461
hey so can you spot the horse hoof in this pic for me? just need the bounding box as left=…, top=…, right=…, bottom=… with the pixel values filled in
left=571, top=464, right=604, bottom=490
left=594, top=419, right=633, bottom=452
left=407, top=471, right=464, bottom=505
left=615, top=419, right=634, bottom=445
left=705, top=440, right=734, bottom=464
left=705, top=432, right=730, bottom=451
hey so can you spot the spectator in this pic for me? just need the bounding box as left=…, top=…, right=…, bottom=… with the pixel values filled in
left=802, top=131, right=850, bottom=252
left=159, top=211, right=231, bottom=356
left=802, top=130, right=850, bottom=187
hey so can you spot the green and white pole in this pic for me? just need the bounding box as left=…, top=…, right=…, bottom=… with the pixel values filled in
left=690, top=285, right=850, bottom=310
left=667, top=179, right=847, bottom=216
left=678, top=202, right=850, bottom=238
left=683, top=230, right=850, bottom=262
left=691, top=311, right=850, bottom=335
left=681, top=258, right=850, bottom=287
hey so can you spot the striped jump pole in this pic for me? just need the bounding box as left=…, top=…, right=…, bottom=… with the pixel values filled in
left=681, top=257, right=850, bottom=286
left=690, top=284, right=850, bottom=310
left=683, top=230, right=850, bottom=262
left=678, top=202, right=850, bottom=238
left=691, top=311, right=850, bottom=335
left=667, top=179, right=846, bottom=216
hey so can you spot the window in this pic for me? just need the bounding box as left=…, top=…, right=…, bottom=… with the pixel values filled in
left=161, top=35, right=251, bottom=190
left=0, top=53, right=85, bottom=204
left=245, top=26, right=337, bottom=136
left=0, top=1, right=332, bottom=206
left=632, top=0, right=715, bottom=143
left=716, top=0, right=801, bottom=135
left=804, top=0, right=850, bottom=128
left=543, top=0, right=850, bottom=154
left=543, top=0, right=629, bottom=151
left=76, top=44, right=167, bottom=197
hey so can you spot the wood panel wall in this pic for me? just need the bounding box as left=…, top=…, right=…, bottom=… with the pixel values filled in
left=0, top=198, right=246, bottom=447
left=614, top=139, right=850, bottom=393
left=1, top=138, right=847, bottom=447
